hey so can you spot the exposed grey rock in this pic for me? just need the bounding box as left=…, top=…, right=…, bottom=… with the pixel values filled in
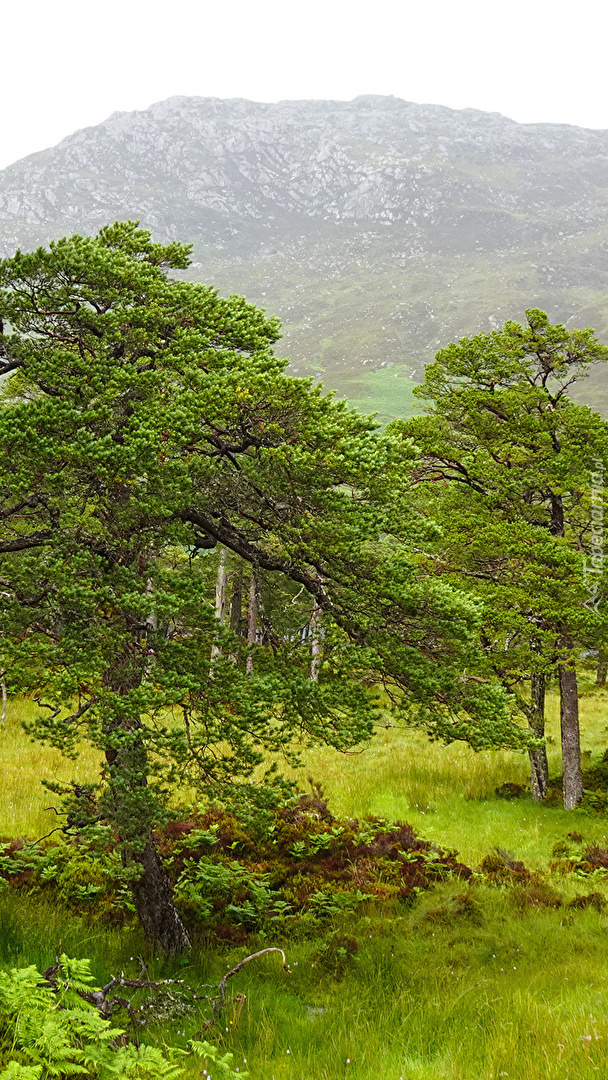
left=1, top=95, right=608, bottom=412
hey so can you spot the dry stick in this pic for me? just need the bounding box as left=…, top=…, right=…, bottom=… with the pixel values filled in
left=41, top=956, right=195, bottom=1047
left=213, top=948, right=289, bottom=1021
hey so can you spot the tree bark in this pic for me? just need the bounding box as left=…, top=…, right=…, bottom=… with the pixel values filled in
left=230, top=569, right=243, bottom=636
left=528, top=672, right=548, bottom=802
left=597, top=650, right=607, bottom=686
left=246, top=571, right=259, bottom=675
left=310, top=607, right=322, bottom=682
left=129, top=835, right=191, bottom=954
left=559, top=663, right=583, bottom=810
left=211, top=547, right=227, bottom=661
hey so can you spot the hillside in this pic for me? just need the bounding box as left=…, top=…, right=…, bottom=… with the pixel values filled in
left=2, top=94, right=608, bottom=414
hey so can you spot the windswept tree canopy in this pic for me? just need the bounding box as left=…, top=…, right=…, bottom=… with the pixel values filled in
left=394, top=309, right=608, bottom=809
left=0, top=222, right=527, bottom=947
left=0, top=221, right=523, bottom=742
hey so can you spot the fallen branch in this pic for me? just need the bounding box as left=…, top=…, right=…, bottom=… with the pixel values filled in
left=212, top=948, right=289, bottom=1023
left=40, top=955, right=200, bottom=1046
left=40, top=948, right=290, bottom=1042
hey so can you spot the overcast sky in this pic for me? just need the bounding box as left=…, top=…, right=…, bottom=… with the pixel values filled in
left=2, top=0, right=606, bottom=170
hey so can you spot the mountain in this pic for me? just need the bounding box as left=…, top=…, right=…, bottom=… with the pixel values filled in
left=1, top=94, right=608, bottom=416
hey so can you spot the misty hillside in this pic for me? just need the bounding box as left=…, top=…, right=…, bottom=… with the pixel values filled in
left=1, top=94, right=608, bottom=415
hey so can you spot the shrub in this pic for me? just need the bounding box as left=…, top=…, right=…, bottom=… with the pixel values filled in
left=311, top=932, right=359, bottom=979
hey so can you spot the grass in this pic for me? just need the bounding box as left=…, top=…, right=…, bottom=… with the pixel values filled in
left=3, top=684, right=608, bottom=1077
left=341, top=365, right=419, bottom=424
left=0, top=698, right=101, bottom=839
left=279, top=680, right=608, bottom=869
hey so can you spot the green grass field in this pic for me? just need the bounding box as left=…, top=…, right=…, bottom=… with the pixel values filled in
left=3, top=685, right=608, bottom=1078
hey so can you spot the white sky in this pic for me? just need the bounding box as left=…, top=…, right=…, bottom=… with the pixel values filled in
left=2, top=0, right=607, bottom=170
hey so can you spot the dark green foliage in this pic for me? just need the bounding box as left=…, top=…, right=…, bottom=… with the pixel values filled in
left=395, top=308, right=608, bottom=687
left=393, top=308, right=608, bottom=807
left=0, top=221, right=529, bottom=947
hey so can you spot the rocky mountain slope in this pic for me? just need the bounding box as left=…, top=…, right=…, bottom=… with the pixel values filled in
left=1, top=95, right=608, bottom=415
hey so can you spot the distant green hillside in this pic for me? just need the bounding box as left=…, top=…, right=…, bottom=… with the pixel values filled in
left=2, top=95, right=608, bottom=413
left=339, top=366, right=419, bottom=423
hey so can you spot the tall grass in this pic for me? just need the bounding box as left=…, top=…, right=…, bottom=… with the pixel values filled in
left=282, top=685, right=608, bottom=867
left=3, top=686, right=608, bottom=863
left=2, top=686, right=608, bottom=1078
left=0, top=698, right=100, bottom=838
left=3, top=883, right=608, bottom=1080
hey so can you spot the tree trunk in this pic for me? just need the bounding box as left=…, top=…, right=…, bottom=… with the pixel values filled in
left=528, top=672, right=548, bottom=802
left=211, top=547, right=227, bottom=661
left=230, top=569, right=243, bottom=635
left=103, top=653, right=190, bottom=954
left=129, top=835, right=191, bottom=953
left=310, top=607, right=322, bottom=682
left=559, top=663, right=583, bottom=810
left=246, top=571, right=259, bottom=675
left=597, top=650, right=607, bottom=686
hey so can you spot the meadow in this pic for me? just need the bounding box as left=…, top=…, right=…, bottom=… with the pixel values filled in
left=2, top=682, right=608, bottom=1079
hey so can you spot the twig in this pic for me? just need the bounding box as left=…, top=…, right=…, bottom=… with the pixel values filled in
left=213, top=948, right=289, bottom=1021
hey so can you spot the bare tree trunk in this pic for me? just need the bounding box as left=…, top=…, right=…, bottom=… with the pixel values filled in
left=597, top=650, right=607, bottom=687
left=559, top=663, right=583, bottom=810
left=310, top=607, right=322, bottom=682
left=211, top=547, right=227, bottom=661
left=246, top=572, right=258, bottom=675
left=145, top=578, right=158, bottom=633
left=230, top=569, right=243, bottom=635
left=528, top=672, right=548, bottom=802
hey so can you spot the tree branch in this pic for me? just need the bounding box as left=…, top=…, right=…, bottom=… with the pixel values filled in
left=177, top=508, right=334, bottom=612
left=0, top=529, right=53, bottom=552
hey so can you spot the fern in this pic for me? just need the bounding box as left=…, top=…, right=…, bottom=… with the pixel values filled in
left=0, top=1066, right=43, bottom=1080
left=189, top=1041, right=247, bottom=1080
left=86, top=1044, right=186, bottom=1079
left=0, top=961, right=113, bottom=1077
left=0, top=957, right=220, bottom=1079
